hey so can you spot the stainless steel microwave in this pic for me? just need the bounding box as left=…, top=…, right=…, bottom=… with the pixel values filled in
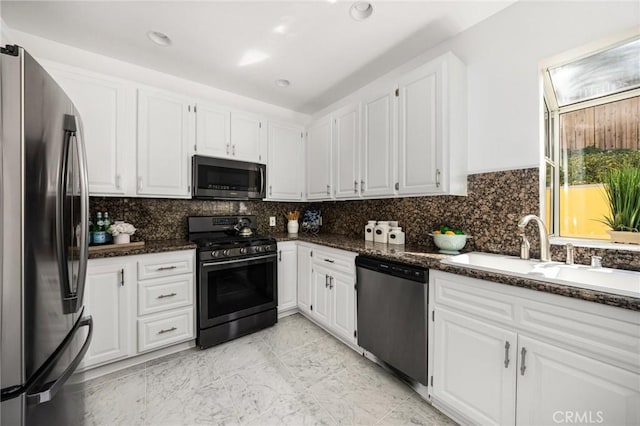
left=192, top=155, right=266, bottom=200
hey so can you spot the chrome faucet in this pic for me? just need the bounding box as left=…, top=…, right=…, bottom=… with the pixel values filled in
left=517, top=215, right=551, bottom=262
left=590, top=256, right=603, bottom=268
left=565, top=243, right=575, bottom=265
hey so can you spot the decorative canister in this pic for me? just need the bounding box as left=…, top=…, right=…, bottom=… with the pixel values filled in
left=287, top=220, right=299, bottom=234
left=374, top=221, right=390, bottom=244
left=114, top=234, right=131, bottom=244
left=388, top=227, right=405, bottom=245
left=365, top=220, right=376, bottom=241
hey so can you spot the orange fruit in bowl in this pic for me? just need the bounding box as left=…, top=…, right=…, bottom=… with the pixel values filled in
left=433, top=230, right=441, bottom=234
left=445, top=230, right=455, bottom=235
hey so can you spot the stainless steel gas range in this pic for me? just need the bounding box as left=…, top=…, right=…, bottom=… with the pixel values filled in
left=188, top=215, right=277, bottom=349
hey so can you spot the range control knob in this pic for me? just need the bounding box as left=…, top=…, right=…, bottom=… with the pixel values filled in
left=211, top=251, right=219, bottom=257
left=223, top=250, right=230, bottom=256
left=255, top=246, right=262, bottom=253
left=240, top=248, right=247, bottom=254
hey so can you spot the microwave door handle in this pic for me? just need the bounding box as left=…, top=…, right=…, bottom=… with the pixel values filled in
left=259, top=167, right=265, bottom=196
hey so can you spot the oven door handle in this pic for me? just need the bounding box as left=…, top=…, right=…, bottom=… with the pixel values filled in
left=201, top=253, right=277, bottom=267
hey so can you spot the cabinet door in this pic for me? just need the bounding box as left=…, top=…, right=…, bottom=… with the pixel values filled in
left=231, top=112, right=262, bottom=162
left=277, top=243, right=298, bottom=312
left=362, top=90, right=396, bottom=197
left=397, top=62, right=443, bottom=195
left=310, top=265, right=332, bottom=328
left=267, top=122, right=303, bottom=200
left=306, top=118, right=333, bottom=200
left=50, top=67, right=135, bottom=196
left=432, top=307, right=517, bottom=425
left=333, top=104, right=361, bottom=199
left=516, top=335, right=640, bottom=426
left=81, top=260, right=133, bottom=368
left=329, top=270, right=356, bottom=344
left=297, top=245, right=313, bottom=314
left=137, top=89, right=191, bottom=198
left=195, top=103, right=230, bottom=158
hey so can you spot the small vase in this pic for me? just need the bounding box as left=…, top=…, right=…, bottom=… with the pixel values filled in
left=287, top=220, right=299, bottom=234
left=114, top=234, right=130, bottom=245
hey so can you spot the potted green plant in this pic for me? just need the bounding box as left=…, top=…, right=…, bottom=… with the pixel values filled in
left=600, top=166, right=640, bottom=244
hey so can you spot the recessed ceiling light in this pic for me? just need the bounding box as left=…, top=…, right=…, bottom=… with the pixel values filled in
left=275, top=79, right=290, bottom=88
left=238, top=50, right=269, bottom=67
left=273, top=25, right=287, bottom=34
left=327, top=0, right=338, bottom=3
left=349, top=2, right=374, bottom=21
left=147, top=31, right=172, bottom=46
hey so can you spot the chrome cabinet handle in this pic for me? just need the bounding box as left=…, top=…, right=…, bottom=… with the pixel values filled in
left=157, top=265, right=177, bottom=271
left=158, top=327, right=177, bottom=335
left=269, top=185, right=273, bottom=196
left=436, top=169, right=441, bottom=188
left=354, top=180, right=358, bottom=193
left=326, top=184, right=330, bottom=195
left=157, top=292, right=177, bottom=299
left=329, top=277, right=334, bottom=289
left=120, top=268, right=125, bottom=287
left=504, top=341, right=510, bottom=368
left=325, top=275, right=329, bottom=288
left=232, top=145, right=236, bottom=156
left=226, top=144, right=230, bottom=155
left=361, top=180, right=365, bottom=192
left=324, top=258, right=334, bottom=263
left=520, top=347, right=527, bottom=375
left=395, top=182, right=399, bottom=191
left=279, top=250, right=282, bottom=262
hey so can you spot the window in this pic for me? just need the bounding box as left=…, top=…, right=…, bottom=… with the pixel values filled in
left=543, top=37, right=640, bottom=239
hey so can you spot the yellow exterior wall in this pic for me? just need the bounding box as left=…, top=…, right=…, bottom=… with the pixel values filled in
left=546, top=184, right=611, bottom=239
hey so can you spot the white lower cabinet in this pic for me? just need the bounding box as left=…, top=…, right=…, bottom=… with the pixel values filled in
left=81, top=250, right=195, bottom=370
left=311, top=264, right=333, bottom=328
left=81, top=258, right=134, bottom=369
left=429, top=270, right=640, bottom=426
left=329, top=270, right=357, bottom=343
left=432, top=307, right=517, bottom=425
left=516, top=335, right=640, bottom=426
left=297, top=244, right=313, bottom=314
left=277, top=242, right=298, bottom=313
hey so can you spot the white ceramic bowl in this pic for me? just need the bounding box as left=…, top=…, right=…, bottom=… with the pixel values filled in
left=430, top=233, right=468, bottom=253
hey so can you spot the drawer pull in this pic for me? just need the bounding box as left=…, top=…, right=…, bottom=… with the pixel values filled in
left=157, top=292, right=177, bottom=299
left=520, top=347, right=527, bottom=375
left=156, top=266, right=177, bottom=271
left=324, top=259, right=335, bottom=263
left=504, top=341, right=510, bottom=368
left=158, top=326, right=177, bottom=335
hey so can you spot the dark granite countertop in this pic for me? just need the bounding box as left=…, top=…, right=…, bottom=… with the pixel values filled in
left=88, top=239, right=196, bottom=259
left=271, top=233, right=640, bottom=311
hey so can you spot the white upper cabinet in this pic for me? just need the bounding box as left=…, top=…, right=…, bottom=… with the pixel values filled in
left=267, top=121, right=304, bottom=200
left=361, top=88, right=396, bottom=198
left=398, top=54, right=467, bottom=196
left=306, top=117, right=333, bottom=200
left=137, top=89, right=192, bottom=198
left=231, top=111, right=263, bottom=163
left=195, top=102, right=230, bottom=158
left=333, top=103, right=361, bottom=199
left=48, top=64, right=136, bottom=196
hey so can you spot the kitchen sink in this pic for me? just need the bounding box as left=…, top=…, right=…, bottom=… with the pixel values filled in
left=441, top=252, right=640, bottom=298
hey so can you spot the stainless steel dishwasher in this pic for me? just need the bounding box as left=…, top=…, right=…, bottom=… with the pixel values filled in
left=356, top=256, right=428, bottom=385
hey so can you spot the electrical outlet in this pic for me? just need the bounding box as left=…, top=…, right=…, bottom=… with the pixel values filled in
left=269, top=216, right=276, bottom=226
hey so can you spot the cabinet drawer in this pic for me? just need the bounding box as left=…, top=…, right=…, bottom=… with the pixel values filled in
left=138, top=274, right=193, bottom=316
left=312, top=247, right=357, bottom=276
left=137, top=307, right=194, bottom=353
left=137, top=251, right=194, bottom=281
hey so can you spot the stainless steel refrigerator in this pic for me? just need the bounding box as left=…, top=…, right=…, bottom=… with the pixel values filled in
left=1, top=44, right=93, bottom=425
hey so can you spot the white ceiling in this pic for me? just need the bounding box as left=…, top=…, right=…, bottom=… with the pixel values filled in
left=1, top=1, right=514, bottom=113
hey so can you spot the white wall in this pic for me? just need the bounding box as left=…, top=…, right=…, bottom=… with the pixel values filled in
left=312, top=1, right=640, bottom=174
left=2, top=26, right=310, bottom=126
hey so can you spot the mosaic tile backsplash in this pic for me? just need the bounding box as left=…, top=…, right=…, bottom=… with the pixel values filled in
left=90, top=167, right=639, bottom=270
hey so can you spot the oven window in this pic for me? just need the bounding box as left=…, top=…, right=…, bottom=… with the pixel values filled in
left=205, top=260, right=275, bottom=318
left=197, top=165, right=261, bottom=192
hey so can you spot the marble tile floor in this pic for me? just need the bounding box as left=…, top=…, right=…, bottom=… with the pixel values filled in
left=77, top=314, right=456, bottom=426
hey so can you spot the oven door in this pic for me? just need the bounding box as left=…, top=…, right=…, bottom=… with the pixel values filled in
left=192, top=155, right=266, bottom=200
left=198, top=253, right=277, bottom=328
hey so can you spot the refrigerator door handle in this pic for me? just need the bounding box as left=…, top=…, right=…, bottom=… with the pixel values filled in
left=26, top=315, right=93, bottom=405
left=74, top=116, right=90, bottom=311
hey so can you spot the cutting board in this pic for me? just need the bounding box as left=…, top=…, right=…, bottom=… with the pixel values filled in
left=88, top=241, right=145, bottom=252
